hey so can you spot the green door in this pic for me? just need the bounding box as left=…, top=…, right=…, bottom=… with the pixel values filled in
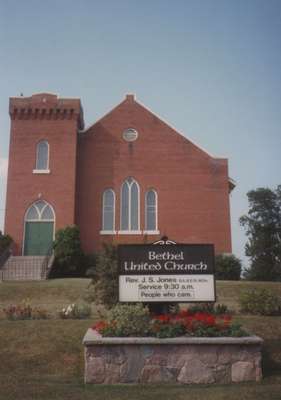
left=24, top=222, right=54, bottom=255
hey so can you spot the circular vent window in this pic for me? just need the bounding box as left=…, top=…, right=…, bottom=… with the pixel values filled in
left=122, top=128, right=138, bottom=142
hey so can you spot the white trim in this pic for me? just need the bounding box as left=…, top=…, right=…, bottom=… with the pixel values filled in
left=120, top=180, right=127, bottom=231
left=35, top=140, right=50, bottom=171
left=100, top=230, right=117, bottom=235
left=118, top=230, right=142, bottom=235
left=33, top=169, right=50, bottom=174
left=102, top=188, right=115, bottom=232
left=122, top=128, right=138, bottom=142
left=120, top=177, right=140, bottom=232
left=143, top=230, right=160, bottom=235
left=22, top=200, right=56, bottom=255
left=145, top=189, right=158, bottom=232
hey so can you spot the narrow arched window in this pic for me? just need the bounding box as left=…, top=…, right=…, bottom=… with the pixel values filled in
left=102, top=189, right=115, bottom=231
left=145, top=189, right=157, bottom=231
left=36, top=140, right=49, bottom=170
left=121, top=177, right=139, bottom=231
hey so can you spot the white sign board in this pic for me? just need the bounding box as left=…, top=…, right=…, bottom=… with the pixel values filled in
left=119, top=274, right=215, bottom=302
left=118, top=244, right=216, bottom=303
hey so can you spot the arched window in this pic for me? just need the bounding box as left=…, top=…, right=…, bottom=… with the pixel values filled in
left=25, top=200, right=55, bottom=221
left=102, top=189, right=115, bottom=232
left=120, top=177, right=140, bottom=231
left=145, top=189, right=158, bottom=231
left=35, top=140, right=49, bottom=170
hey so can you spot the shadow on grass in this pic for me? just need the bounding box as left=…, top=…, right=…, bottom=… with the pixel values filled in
left=262, top=339, right=281, bottom=376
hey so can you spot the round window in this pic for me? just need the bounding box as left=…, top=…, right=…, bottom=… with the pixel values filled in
left=122, top=128, right=138, bottom=142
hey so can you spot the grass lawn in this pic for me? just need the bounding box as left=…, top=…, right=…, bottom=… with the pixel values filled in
left=0, top=278, right=92, bottom=316
left=0, top=279, right=281, bottom=399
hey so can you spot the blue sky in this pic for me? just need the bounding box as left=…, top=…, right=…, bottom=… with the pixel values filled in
left=0, top=0, right=280, bottom=264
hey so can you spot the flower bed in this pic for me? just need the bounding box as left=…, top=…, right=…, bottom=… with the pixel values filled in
left=3, top=303, right=49, bottom=320
left=84, top=305, right=263, bottom=384
left=92, top=307, right=246, bottom=338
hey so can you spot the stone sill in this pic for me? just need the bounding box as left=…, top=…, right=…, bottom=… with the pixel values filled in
left=32, top=169, right=51, bottom=174
left=83, top=329, right=263, bottom=346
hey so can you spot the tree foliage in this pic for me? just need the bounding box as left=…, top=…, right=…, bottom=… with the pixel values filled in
left=0, top=231, right=13, bottom=255
left=240, top=185, right=281, bottom=281
left=51, top=225, right=85, bottom=277
left=215, top=254, right=241, bottom=280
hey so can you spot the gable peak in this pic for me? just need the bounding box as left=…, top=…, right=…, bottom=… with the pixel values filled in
left=125, top=93, right=136, bottom=103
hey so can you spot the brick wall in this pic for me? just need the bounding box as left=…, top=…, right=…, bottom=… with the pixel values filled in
left=76, top=95, right=232, bottom=254
left=5, top=93, right=232, bottom=255
left=5, top=93, right=83, bottom=254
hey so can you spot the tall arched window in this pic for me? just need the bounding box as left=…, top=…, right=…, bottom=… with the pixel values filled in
left=145, top=189, right=158, bottom=232
left=35, top=140, right=49, bottom=171
left=102, top=189, right=115, bottom=232
left=120, top=177, right=140, bottom=232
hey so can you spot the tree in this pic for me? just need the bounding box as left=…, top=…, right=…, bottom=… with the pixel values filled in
left=51, top=225, right=85, bottom=277
left=240, top=185, right=281, bottom=281
left=90, top=243, right=119, bottom=308
left=215, top=254, right=241, bottom=280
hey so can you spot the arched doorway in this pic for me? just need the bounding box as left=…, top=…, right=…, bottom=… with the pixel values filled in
left=23, top=200, right=55, bottom=255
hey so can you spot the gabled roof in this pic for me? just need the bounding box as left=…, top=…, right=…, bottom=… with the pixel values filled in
left=81, top=94, right=216, bottom=158
left=81, top=94, right=235, bottom=190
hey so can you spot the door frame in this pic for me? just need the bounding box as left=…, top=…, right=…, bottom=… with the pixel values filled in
left=22, top=200, right=56, bottom=255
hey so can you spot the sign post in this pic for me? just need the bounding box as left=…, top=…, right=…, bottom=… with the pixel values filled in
left=118, top=244, right=215, bottom=303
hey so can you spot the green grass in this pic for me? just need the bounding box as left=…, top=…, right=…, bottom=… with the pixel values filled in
left=216, top=280, right=281, bottom=312
left=0, top=279, right=281, bottom=399
left=0, top=278, right=92, bottom=315
left=1, top=278, right=281, bottom=314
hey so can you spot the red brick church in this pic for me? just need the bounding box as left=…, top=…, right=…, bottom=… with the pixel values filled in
left=4, top=93, right=234, bottom=258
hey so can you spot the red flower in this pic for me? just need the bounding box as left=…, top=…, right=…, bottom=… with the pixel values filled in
left=92, top=320, right=108, bottom=333
left=153, top=314, right=170, bottom=323
left=220, top=314, right=232, bottom=327
left=178, top=309, right=189, bottom=318
left=205, top=315, right=216, bottom=326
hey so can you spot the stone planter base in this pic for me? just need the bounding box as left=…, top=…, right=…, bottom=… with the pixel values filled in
left=83, top=330, right=263, bottom=384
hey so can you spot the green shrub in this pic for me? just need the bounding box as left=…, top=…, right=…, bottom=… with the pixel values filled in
left=214, top=303, right=230, bottom=315
left=239, top=288, right=281, bottom=315
left=150, top=321, right=185, bottom=338
left=0, top=231, right=12, bottom=255
left=51, top=225, right=85, bottom=277
left=188, top=303, right=230, bottom=315
left=90, top=244, right=118, bottom=308
left=215, top=254, right=242, bottom=280
left=105, top=303, right=150, bottom=336
left=59, top=302, right=91, bottom=319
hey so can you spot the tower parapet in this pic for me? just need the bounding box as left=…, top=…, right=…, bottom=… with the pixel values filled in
left=9, top=93, right=84, bottom=129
